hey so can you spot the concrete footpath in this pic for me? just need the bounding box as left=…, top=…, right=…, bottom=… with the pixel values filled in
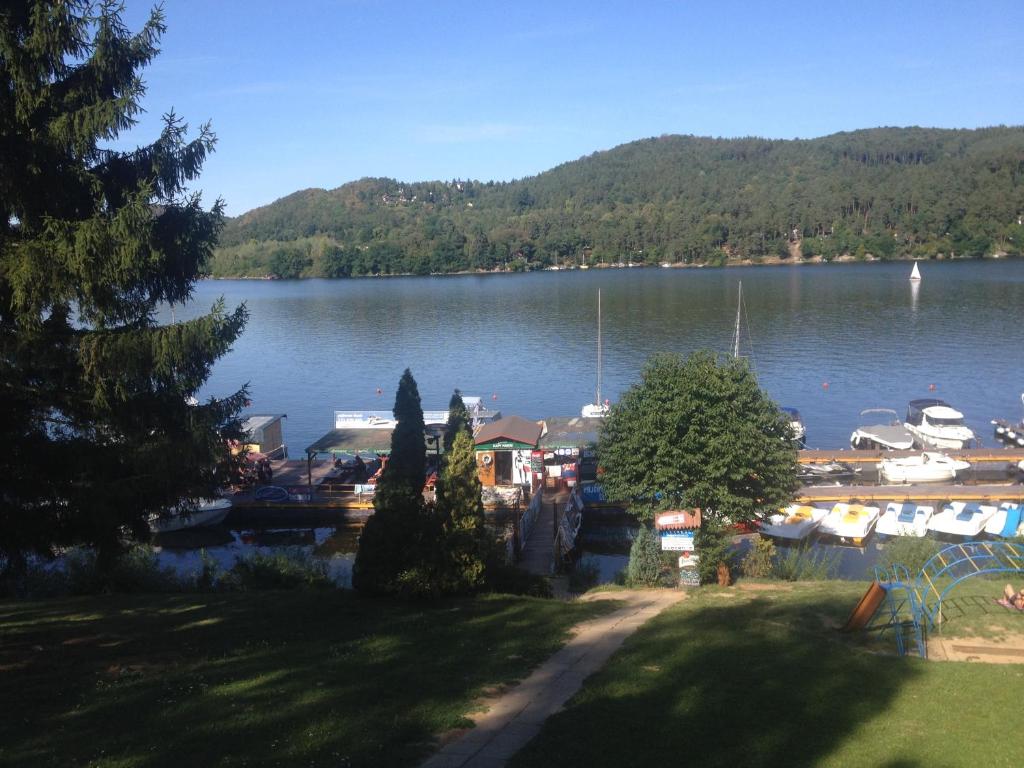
left=421, top=589, right=685, bottom=768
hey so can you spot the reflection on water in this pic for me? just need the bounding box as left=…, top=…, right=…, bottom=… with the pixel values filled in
left=151, top=524, right=359, bottom=586
left=170, top=260, right=1024, bottom=452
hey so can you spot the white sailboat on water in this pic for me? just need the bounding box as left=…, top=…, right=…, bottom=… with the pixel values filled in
left=582, top=289, right=610, bottom=418
left=909, top=261, right=921, bottom=281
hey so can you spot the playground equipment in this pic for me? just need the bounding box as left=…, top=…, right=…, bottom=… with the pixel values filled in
left=841, top=541, right=1024, bottom=658
left=914, top=541, right=1024, bottom=628
left=840, top=564, right=927, bottom=658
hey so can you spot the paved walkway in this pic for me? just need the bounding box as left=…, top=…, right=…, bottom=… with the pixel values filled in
left=421, top=589, right=685, bottom=768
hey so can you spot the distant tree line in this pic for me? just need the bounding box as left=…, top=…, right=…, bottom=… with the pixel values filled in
left=211, top=127, right=1024, bottom=278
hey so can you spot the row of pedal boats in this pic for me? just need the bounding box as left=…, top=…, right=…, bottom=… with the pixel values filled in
left=760, top=501, right=1024, bottom=545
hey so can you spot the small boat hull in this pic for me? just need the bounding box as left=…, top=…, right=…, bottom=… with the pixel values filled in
left=759, top=504, right=827, bottom=541
left=151, top=498, right=232, bottom=534
left=927, top=502, right=998, bottom=538
left=818, top=503, right=880, bottom=544
left=878, top=452, right=970, bottom=484
left=875, top=502, right=934, bottom=537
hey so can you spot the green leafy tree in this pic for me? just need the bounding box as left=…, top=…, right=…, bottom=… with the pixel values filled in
left=443, top=389, right=473, bottom=453
left=435, top=431, right=487, bottom=592
left=353, top=368, right=432, bottom=595
left=598, top=351, right=799, bottom=530
left=0, top=1, right=247, bottom=578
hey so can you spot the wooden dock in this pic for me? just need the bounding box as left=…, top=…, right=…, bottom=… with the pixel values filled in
left=797, top=483, right=1024, bottom=504
left=799, top=448, right=1024, bottom=465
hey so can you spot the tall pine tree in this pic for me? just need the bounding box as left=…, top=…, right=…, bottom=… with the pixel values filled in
left=443, top=389, right=472, bottom=454
left=0, top=2, right=247, bottom=576
left=353, top=368, right=433, bottom=595
left=435, top=431, right=487, bottom=593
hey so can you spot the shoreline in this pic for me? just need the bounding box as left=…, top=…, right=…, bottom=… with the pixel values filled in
left=208, top=252, right=1019, bottom=280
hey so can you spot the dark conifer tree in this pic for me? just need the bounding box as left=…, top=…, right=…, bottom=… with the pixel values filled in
left=0, top=2, right=247, bottom=577
left=353, top=368, right=431, bottom=595
left=443, top=388, right=472, bottom=454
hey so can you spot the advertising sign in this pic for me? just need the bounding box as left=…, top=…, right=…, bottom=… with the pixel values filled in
left=660, top=531, right=696, bottom=551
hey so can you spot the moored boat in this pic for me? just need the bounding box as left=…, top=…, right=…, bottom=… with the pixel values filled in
left=904, top=399, right=977, bottom=450
left=798, top=461, right=859, bottom=486
left=818, top=503, right=880, bottom=545
left=877, top=452, right=970, bottom=484
left=927, top=502, right=998, bottom=538
left=875, top=502, right=934, bottom=537
left=983, top=502, right=1024, bottom=539
left=991, top=393, right=1024, bottom=447
left=850, top=408, right=915, bottom=451
left=151, top=497, right=232, bottom=534
left=758, top=504, right=827, bottom=540
left=781, top=407, right=806, bottom=447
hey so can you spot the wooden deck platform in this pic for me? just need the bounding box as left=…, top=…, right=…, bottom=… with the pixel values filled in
left=798, top=448, right=1024, bottom=466
left=799, top=448, right=1024, bottom=465
left=797, top=483, right=1024, bottom=504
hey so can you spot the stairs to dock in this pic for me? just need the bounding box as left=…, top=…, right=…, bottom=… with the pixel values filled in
left=517, top=491, right=567, bottom=576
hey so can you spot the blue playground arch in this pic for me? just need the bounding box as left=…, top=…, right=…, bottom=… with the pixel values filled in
left=914, top=541, right=1024, bottom=628
left=867, top=541, right=1024, bottom=659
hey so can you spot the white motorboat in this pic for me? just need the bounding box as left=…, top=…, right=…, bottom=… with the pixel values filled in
left=904, top=399, right=977, bottom=450
left=758, top=504, right=828, bottom=540
left=151, top=497, right=232, bottom=534
left=875, top=502, right=934, bottom=537
left=850, top=409, right=915, bottom=450
left=927, top=501, right=998, bottom=538
left=581, top=289, right=611, bottom=418
left=983, top=502, right=1024, bottom=538
left=818, top=503, right=880, bottom=544
left=878, top=452, right=970, bottom=484
left=781, top=407, right=806, bottom=446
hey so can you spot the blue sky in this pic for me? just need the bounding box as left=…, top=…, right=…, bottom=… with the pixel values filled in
left=118, top=0, right=1024, bottom=216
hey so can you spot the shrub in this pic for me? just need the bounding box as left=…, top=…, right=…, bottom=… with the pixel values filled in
left=875, top=537, right=942, bottom=577
left=62, top=546, right=183, bottom=594
left=193, top=549, right=221, bottom=592
left=222, top=549, right=332, bottom=591
left=771, top=543, right=840, bottom=581
left=626, top=526, right=662, bottom=587
left=484, top=563, right=553, bottom=598
left=568, top=556, right=601, bottom=594
left=695, top=525, right=737, bottom=585
left=741, top=536, right=777, bottom=578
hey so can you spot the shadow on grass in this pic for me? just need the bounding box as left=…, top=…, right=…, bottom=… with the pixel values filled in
left=510, top=588, right=927, bottom=768
left=0, top=591, right=613, bottom=768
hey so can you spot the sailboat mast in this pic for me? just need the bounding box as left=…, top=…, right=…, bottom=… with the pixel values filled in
left=732, top=281, right=742, bottom=358
left=596, top=289, right=602, bottom=405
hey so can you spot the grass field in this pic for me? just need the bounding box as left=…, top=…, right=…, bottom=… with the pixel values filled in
left=0, top=591, right=614, bottom=768
left=510, top=582, right=1024, bottom=768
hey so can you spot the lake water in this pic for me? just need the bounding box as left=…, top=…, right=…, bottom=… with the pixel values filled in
left=157, top=261, right=1024, bottom=582
left=176, top=260, right=1024, bottom=454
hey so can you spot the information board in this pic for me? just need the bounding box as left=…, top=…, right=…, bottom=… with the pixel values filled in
left=660, top=530, right=696, bottom=551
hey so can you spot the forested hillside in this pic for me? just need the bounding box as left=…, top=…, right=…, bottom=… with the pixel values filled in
left=212, top=127, right=1024, bottom=278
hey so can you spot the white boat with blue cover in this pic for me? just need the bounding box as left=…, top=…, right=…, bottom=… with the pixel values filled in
left=875, top=502, right=934, bottom=538
left=983, top=503, right=1024, bottom=539
left=927, top=502, right=998, bottom=538
left=151, top=497, right=231, bottom=533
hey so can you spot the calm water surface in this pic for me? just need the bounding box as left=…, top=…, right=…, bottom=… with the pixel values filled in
left=175, top=260, right=1024, bottom=452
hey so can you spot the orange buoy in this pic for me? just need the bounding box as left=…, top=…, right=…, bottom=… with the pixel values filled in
left=928, top=383, right=936, bottom=391
left=822, top=381, right=830, bottom=390
left=491, top=393, right=498, bottom=401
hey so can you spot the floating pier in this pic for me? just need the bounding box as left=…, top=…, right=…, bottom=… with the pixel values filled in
left=799, top=448, right=1024, bottom=465
left=797, top=483, right=1024, bottom=504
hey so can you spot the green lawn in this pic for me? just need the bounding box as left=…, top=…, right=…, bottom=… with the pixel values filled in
left=511, top=582, right=1024, bottom=768
left=0, top=591, right=614, bottom=768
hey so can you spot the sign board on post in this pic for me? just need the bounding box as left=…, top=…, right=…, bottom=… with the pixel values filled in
left=654, top=509, right=702, bottom=531
left=660, top=530, right=696, bottom=551
left=677, top=550, right=700, bottom=586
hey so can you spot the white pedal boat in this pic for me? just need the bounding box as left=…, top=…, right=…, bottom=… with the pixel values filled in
left=927, top=502, right=998, bottom=538
left=818, top=503, right=880, bottom=544
left=877, top=452, right=970, bottom=484
left=875, top=502, right=934, bottom=537
left=150, top=497, right=232, bottom=533
left=982, top=502, right=1024, bottom=539
left=759, top=504, right=828, bottom=541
